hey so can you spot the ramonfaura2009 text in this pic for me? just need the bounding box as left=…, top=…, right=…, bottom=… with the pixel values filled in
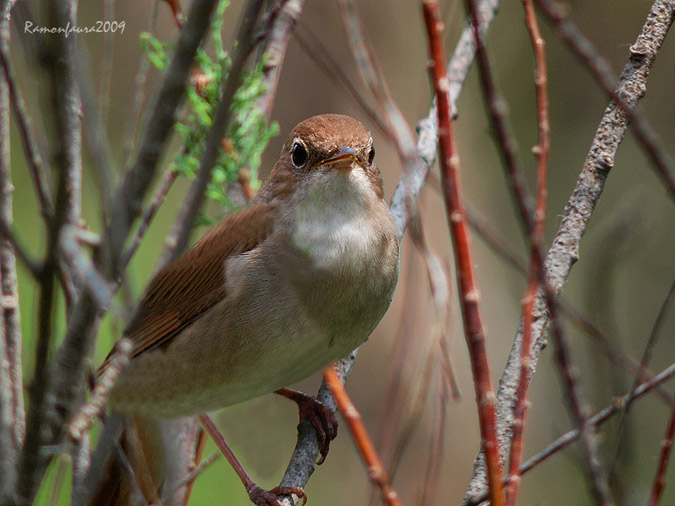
left=24, top=20, right=126, bottom=37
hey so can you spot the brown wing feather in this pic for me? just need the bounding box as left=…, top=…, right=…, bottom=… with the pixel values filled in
left=104, top=202, right=276, bottom=366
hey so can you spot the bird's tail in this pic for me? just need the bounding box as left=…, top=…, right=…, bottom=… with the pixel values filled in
left=85, top=415, right=166, bottom=506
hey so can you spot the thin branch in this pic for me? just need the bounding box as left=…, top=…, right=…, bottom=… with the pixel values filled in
left=256, top=0, right=306, bottom=120
left=534, top=0, right=675, bottom=202
left=612, top=279, right=675, bottom=466
left=324, top=367, right=402, bottom=506
left=122, top=0, right=160, bottom=167
left=98, top=0, right=115, bottom=127
left=423, top=2, right=504, bottom=506
left=121, top=169, right=178, bottom=270
left=68, top=339, right=132, bottom=442
left=0, top=1, right=20, bottom=496
left=165, top=451, right=220, bottom=502
left=0, top=220, right=41, bottom=278
left=647, top=391, right=675, bottom=506
left=72, top=33, right=115, bottom=229
left=59, top=227, right=114, bottom=310
left=0, top=30, right=53, bottom=223
left=294, top=25, right=392, bottom=141
left=339, top=0, right=417, bottom=163
left=550, top=304, right=615, bottom=504
left=505, top=1, right=550, bottom=503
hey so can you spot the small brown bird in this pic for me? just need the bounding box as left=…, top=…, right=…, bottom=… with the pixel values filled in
left=97, top=114, right=400, bottom=505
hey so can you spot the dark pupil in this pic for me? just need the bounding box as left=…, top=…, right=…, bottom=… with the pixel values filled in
left=292, top=143, right=308, bottom=166
left=368, top=147, right=375, bottom=164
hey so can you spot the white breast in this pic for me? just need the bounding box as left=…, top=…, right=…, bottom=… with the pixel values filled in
left=292, top=166, right=381, bottom=271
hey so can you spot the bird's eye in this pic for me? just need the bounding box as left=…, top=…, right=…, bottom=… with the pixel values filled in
left=368, top=147, right=375, bottom=164
left=292, top=141, right=308, bottom=167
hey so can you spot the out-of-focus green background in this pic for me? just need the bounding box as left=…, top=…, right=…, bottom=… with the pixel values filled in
left=10, top=0, right=675, bottom=505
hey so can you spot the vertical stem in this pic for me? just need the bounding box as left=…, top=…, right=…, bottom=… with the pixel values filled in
left=505, top=2, right=550, bottom=504
left=422, top=2, right=504, bottom=505
left=0, top=0, right=22, bottom=500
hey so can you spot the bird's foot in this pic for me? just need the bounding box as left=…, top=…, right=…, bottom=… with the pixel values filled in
left=276, top=388, right=338, bottom=464
left=247, top=484, right=307, bottom=506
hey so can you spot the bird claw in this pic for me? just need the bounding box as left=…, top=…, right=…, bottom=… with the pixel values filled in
left=294, top=395, right=338, bottom=464
left=247, top=485, right=307, bottom=506
left=276, top=388, right=339, bottom=465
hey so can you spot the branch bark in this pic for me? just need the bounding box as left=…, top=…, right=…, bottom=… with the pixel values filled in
left=464, top=1, right=675, bottom=502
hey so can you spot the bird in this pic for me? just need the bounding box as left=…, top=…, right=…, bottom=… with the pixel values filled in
left=92, top=114, right=400, bottom=505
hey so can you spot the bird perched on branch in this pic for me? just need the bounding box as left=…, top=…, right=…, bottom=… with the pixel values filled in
left=91, top=114, right=400, bottom=506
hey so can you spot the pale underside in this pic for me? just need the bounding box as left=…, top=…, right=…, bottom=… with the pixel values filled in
left=108, top=166, right=399, bottom=418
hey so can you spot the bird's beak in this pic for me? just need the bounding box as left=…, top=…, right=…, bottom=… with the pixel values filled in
left=319, top=146, right=358, bottom=171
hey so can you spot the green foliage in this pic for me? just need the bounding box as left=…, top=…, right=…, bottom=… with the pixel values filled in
left=139, top=0, right=278, bottom=218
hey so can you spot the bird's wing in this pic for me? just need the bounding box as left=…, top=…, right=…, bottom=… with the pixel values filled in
left=102, top=202, right=276, bottom=367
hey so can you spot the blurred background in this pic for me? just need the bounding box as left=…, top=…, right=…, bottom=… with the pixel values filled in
left=8, top=0, right=675, bottom=504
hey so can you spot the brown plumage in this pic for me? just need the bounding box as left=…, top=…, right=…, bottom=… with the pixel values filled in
left=91, top=114, right=399, bottom=505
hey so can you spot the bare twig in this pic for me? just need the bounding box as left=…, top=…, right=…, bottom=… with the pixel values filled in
left=165, top=451, right=220, bottom=502
left=0, top=28, right=53, bottom=223
left=256, top=0, right=306, bottom=120
left=423, top=2, right=504, bottom=505
left=0, top=2, right=21, bottom=496
left=324, top=366, right=402, bottom=506
left=534, top=0, right=675, bottom=202
left=68, top=339, right=132, bottom=442
left=71, top=434, right=90, bottom=501
left=550, top=306, right=615, bottom=504
left=647, top=391, right=675, bottom=506
left=339, top=0, right=417, bottom=163
left=59, top=227, right=113, bottom=310
left=0, top=220, right=41, bottom=278
left=612, top=279, right=675, bottom=466
left=294, top=25, right=392, bottom=140
left=505, top=1, right=550, bottom=503
left=72, top=33, right=115, bottom=230
left=121, top=169, right=178, bottom=270
left=98, top=0, right=115, bottom=127
left=122, top=0, right=160, bottom=167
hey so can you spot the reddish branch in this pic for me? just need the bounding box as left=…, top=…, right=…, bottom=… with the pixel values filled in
left=422, top=2, right=504, bottom=505
left=163, top=0, right=186, bottom=28
left=505, top=2, right=550, bottom=504
left=324, top=367, right=402, bottom=506
left=647, top=396, right=675, bottom=506
left=198, top=413, right=307, bottom=506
